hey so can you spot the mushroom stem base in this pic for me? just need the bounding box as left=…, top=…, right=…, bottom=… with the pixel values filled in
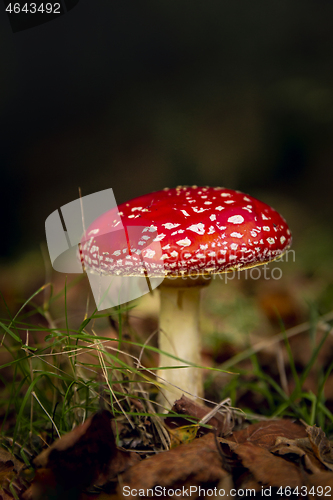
left=158, top=283, right=203, bottom=408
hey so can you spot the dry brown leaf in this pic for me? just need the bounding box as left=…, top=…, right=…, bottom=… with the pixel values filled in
left=270, top=435, right=327, bottom=473
left=271, top=436, right=308, bottom=458
left=229, top=419, right=307, bottom=448
left=0, top=447, right=25, bottom=499
left=306, top=470, right=333, bottom=494
left=166, top=395, right=234, bottom=436
left=118, top=433, right=228, bottom=499
left=306, top=424, right=333, bottom=471
left=222, top=440, right=302, bottom=488
left=0, top=450, right=21, bottom=486
left=23, top=410, right=139, bottom=500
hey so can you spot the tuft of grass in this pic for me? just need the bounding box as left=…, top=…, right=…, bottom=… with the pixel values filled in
left=1, top=276, right=333, bottom=457
left=215, top=310, right=333, bottom=435
left=0, top=280, right=224, bottom=454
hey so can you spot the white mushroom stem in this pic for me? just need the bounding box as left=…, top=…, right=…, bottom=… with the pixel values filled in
left=157, top=277, right=210, bottom=408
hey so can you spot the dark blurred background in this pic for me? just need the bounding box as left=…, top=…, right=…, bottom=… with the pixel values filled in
left=1, top=0, right=333, bottom=271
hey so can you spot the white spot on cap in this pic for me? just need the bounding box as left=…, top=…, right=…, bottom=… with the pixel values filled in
left=170, top=251, right=178, bottom=257
left=216, top=206, right=225, bottom=211
left=88, top=229, right=99, bottom=235
left=184, top=253, right=191, bottom=258
left=204, top=201, right=212, bottom=205
left=243, top=196, right=251, bottom=201
left=181, top=210, right=190, bottom=216
left=267, top=237, right=275, bottom=244
left=200, top=244, right=208, bottom=249
left=143, top=249, right=155, bottom=259
left=188, top=223, right=205, bottom=235
left=154, top=233, right=166, bottom=241
left=280, top=236, right=286, bottom=244
left=208, top=226, right=215, bottom=234
left=230, top=243, right=238, bottom=250
left=112, top=250, right=121, bottom=256
left=192, top=207, right=209, bottom=213
left=221, top=193, right=231, bottom=197
left=162, top=223, right=180, bottom=229
left=224, top=200, right=235, bottom=204
left=176, top=237, right=191, bottom=247
left=131, top=207, right=142, bottom=212
left=162, top=244, right=170, bottom=249
left=231, top=232, right=243, bottom=238
left=262, top=214, right=269, bottom=220
left=228, top=215, right=244, bottom=224
left=210, top=214, right=216, bottom=221
left=263, top=226, right=270, bottom=231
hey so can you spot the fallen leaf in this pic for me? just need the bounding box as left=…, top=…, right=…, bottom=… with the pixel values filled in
left=167, top=424, right=199, bottom=449
left=166, top=395, right=234, bottom=436
left=220, top=440, right=302, bottom=488
left=306, top=424, right=333, bottom=471
left=23, top=410, right=140, bottom=500
left=118, top=433, right=228, bottom=499
left=270, top=435, right=326, bottom=472
left=306, top=470, right=333, bottom=494
left=0, top=447, right=25, bottom=499
left=229, top=419, right=307, bottom=448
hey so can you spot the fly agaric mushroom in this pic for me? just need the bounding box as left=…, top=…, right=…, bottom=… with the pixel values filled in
left=79, top=186, right=292, bottom=407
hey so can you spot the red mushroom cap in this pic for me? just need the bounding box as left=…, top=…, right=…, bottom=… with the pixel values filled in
left=79, top=186, right=292, bottom=277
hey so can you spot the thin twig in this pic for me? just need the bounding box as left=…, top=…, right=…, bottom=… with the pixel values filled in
left=32, top=391, right=61, bottom=439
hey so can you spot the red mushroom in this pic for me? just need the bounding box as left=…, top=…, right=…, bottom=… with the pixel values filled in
left=79, top=186, right=292, bottom=407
